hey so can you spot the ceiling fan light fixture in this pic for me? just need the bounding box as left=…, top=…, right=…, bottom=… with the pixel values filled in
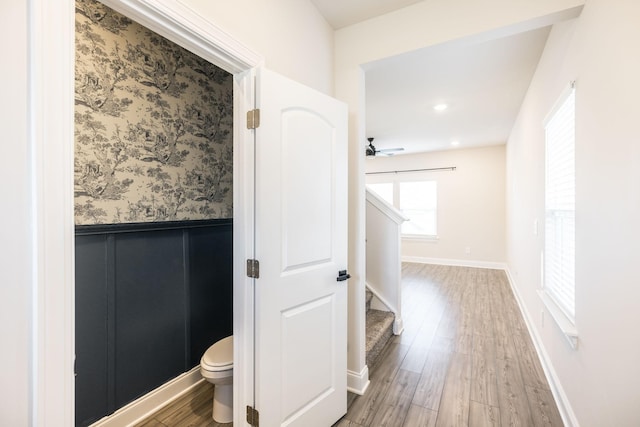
left=366, top=137, right=404, bottom=157
left=366, top=137, right=376, bottom=156
left=433, top=103, right=448, bottom=111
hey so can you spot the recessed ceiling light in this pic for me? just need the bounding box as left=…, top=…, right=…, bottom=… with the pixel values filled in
left=451, top=140, right=460, bottom=146
left=433, top=104, right=448, bottom=111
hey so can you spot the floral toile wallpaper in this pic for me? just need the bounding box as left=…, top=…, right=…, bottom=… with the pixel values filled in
left=74, top=0, right=233, bottom=225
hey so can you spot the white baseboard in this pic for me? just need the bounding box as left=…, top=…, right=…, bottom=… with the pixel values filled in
left=504, top=268, right=579, bottom=427
left=347, top=365, right=370, bottom=396
left=402, top=256, right=506, bottom=270
left=90, top=367, right=205, bottom=427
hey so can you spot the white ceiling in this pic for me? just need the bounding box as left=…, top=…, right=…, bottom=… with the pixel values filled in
left=364, top=27, right=551, bottom=156
left=308, top=1, right=551, bottom=157
left=310, top=0, right=423, bottom=29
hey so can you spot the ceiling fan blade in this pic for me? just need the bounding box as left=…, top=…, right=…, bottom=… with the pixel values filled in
left=365, top=138, right=404, bottom=157
left=377, top=147, right=404, bottom=153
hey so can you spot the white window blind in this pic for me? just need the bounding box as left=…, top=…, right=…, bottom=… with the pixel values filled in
left=544, top=86, right=576, bottom=321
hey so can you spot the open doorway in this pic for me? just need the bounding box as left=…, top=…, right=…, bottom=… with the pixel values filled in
left=67, top=0, right=261, bottom=424
left=74, top=1, right=235, bottom=424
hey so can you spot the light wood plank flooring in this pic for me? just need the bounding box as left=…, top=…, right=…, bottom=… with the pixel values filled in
left=137, top=263, right=562, bottom=427
left=133, top=382, right=229, bottom=427
left=336, top=263, right=563, bottom=427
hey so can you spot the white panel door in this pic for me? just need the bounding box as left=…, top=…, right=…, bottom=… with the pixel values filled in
left=253, top=68, right=348, bottom=427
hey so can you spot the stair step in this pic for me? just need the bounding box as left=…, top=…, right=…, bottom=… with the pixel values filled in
left=365, top=309, right=394, bottom=368
left=365, top=289, right=373, bottom=313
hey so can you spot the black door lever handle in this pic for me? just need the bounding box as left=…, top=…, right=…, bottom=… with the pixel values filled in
left=337, top=270, right=351, bottom=282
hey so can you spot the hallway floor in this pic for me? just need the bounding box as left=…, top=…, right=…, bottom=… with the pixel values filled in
left=335, top=263, right=563, bottom=427
left=136, top=263, right=563, bottom=426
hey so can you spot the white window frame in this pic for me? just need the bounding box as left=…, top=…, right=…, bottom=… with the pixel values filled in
left=366, top=178, right=438, bottom=240
left=540, top=82, right=578, bottom=349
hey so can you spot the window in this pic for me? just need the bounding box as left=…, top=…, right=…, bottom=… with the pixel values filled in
left=544, top=85, right=575, bottom=322
left=367, top=182, right=393, bottom=205
left=399, top=181, right=437, bottom=236
left=367, top=180, right=437, bottom=238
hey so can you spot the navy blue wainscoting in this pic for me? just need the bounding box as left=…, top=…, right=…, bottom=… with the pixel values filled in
left=75, top=220, right=232, bottom=426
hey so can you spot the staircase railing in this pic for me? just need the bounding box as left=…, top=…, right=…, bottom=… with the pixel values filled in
left=365, top=188, right=408, bottom=334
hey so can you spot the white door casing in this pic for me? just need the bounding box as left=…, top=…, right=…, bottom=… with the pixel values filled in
left=253, top=68, right=349, bottom=427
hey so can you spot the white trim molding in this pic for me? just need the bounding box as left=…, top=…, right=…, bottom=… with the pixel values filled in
left=505, top=268, right=580, bottom=427
left=100, top=0, right=264, bottom=73
left=90, top=367, right=203, bottom=427
left=30, top=0, right=76, bottom=425
left=393, top=317, right=404, bottom=335
left=365, top=188, right=408, bottom=224
left=402, top=256, right=507, bottom=270
left=347, top=366, right=370, bottom=396
left=538, top=290, right=579, bottom=349
left=232, top=68, right=257, bottom=427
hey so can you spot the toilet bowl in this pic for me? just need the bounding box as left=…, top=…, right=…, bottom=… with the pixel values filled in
left=200, top=335, right=233, bottom=423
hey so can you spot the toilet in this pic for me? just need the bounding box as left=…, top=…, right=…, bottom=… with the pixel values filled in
left=200, top=335, right=233, bottom=423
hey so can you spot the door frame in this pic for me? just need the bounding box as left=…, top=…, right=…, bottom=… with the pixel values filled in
left=34, top=0, right=261, bottom=424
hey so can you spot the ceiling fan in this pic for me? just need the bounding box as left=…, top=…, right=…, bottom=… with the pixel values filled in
left=366, top=137, right=404, bottom=157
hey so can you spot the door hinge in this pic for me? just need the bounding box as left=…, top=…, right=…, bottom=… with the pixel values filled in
left=247, top=405, right=260, bottom=426
left=247, top=108, right=260, bottom=129
left=247, top=259, right=260, bottom=279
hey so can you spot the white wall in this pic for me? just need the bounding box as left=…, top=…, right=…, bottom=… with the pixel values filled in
left=180, top=0, right=334, bottom=94
left=506, top=1, right=640, bottom=425
left=366, top=145, right=506, bottom=265
left=0, top=2, right=31, bottom=425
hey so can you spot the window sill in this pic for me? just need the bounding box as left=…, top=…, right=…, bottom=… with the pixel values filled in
left=402, top=234, right=439, bottom=242
left=537, top=290, right=578, bottom=349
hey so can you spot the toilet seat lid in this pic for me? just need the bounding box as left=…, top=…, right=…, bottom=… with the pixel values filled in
left=202, top=335, right=233, bottom=368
